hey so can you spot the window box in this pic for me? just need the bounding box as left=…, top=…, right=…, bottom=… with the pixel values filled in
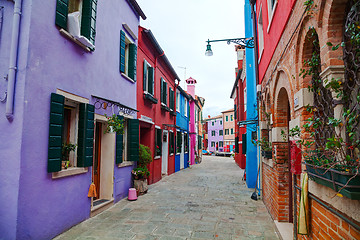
left=161, top=103, right=170, bottom=112
left=144, top=92, right=158, bottom=104
left=261, top=150, right=272, bottom=159
left=305, top=163, right=360, bottom=200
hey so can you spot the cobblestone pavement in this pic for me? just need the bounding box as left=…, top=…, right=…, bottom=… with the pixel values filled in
left=55, top=156, right=280, bottom=240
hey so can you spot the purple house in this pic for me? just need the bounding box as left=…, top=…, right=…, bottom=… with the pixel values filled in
left=0, top=0, right=145, bottom=239
left=206, top=115, right=224, bottom=153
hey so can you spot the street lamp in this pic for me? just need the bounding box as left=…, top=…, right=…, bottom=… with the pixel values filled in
left=204, top=37, right=254, bottom=56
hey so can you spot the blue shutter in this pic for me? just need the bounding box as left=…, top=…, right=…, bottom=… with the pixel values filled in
left=120, top=30, right=126, bottom=73
left=77, top=103, right=95, bottom=167
left=48, top=93, right=65, bottom=173
left=55, top=0, right=69, bottom=29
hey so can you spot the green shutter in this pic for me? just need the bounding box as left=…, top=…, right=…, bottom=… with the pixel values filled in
left=169, top=88, right=174, bottom=110
left=77, top=103, right=95, bottom=167
left=81, top=0, right=97, bottom=44
left=234, top=104, right=237, bottom=120
left=116, top=116, right=124, bottom=164
left=148, top=67, right=154, bottom=95
left=242, top=134, right=247, bottom=154
left=55, top=0, right=69, bottom=29
left=48, top=93, right=65, bottom=173
left=164, top=82, right=168, bottom=105
left=128, top=44, right=137, bottom=81
left=157, top=129, right=162, bottom=154
left=235, top=136, right=239, bottom=153
left=120, top=30, right=126, bottom=73
left=160, top=78, right=164, bottom=103
left=143, top=60, right=148, bottom=91
left=127, top=119, right=139, bottom=161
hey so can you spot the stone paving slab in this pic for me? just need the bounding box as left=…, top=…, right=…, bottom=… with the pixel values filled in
left=54, top=156, right=280, bottom=240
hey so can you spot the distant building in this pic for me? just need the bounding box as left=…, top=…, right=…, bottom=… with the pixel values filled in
left=206, top=115, right=224, bottom=153
left=221, top=109, right=235, bottom=152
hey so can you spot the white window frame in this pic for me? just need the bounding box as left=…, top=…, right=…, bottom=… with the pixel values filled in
left=123, top=33, right=134, bottom=79
left=143, top=60, right=154, bottom=95
left=244, top=87, right=247, bottom=112
left=267, top=0, right=278, bottom=33
left=258, top=6, right=264, bottom=61
left=184, top=98, right=188, bottom=117
left=176, top=91, right=180, bottom=112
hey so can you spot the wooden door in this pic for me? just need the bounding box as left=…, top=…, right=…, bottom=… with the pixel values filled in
left=93, top=122, right=102, bottom=199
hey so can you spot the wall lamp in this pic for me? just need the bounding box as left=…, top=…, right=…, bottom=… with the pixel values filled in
left=205, top=37, right=254, bottom=56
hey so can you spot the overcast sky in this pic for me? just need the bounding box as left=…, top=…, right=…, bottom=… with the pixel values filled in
left=137, top=0, right=245, bottom=119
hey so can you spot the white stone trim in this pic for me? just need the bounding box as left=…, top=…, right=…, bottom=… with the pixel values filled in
left=272, top=127, right=288, bottom=142
left=56, top=89, right=89, bottom=104
left=52, top=167, right=88, bottom=179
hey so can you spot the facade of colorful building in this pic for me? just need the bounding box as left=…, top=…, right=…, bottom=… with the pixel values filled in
left=0, top=1, right=146, bottom=239
left=221, top=109, right=236, bottom=152
left=137, top=26, right=179, bottom=184
left=175, top=85, right=190, bottom=171
left=231, top=46, right=247, bottom=169
left=186, top=77, right=197, bottom=165
left=195, top=96, right=205, bottom=162
left=254, top=0, right=360, bottom=238
left=206, top=115, right=224, bottom=153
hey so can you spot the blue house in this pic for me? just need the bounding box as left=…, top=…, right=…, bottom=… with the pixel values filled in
left=244, top=0, right=259, bottom=189
left=175, top=85, right=190, bottom=171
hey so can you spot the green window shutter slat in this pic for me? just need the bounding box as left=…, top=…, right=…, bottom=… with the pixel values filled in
left=48, top=93, right=65, bottom=173
left=242, top=134, right=247, bottom=154
left=81, top=0, right=97, bottom=44
left=120, top=30, right=126, bottom=73
left=55, top=0, right=69, bottom=29
left=77, top=103, right=95, bottom=167
left=143, top=60, right=148, bottom=91
left=169, top=88, right=174, bottom=110
left=165, top=82, right=168, bottom=105
left=148, top=67, right=154, bottom=95
left=116, top=116, right=124, bottom=164
left=234, top=104, right=237, bottom=120
left=127, top=119, right=139, bottom=161
left=128, top=44, right=137, bottom=81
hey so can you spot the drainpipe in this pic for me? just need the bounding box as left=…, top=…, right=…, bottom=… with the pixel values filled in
left=0, top=6, right=4, bottom=40
left=6, top=0, right=22, bottom=120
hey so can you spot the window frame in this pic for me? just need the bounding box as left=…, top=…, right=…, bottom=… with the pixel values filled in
left=155, top=126, right=162, bottom=157
left=267, top=0, right=278, bottom=33
left=184, top=98, right=188, bottom=117
left=176, top=91, right=180, bottom=112
left=219, top=130, right=223, bottom=136
left=143, top=59, right=155, bottom=96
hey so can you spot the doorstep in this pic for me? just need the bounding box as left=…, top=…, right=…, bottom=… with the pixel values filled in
left=90, top=198, right=114, bottom=217
left=274, top=220, right=293, bottom=240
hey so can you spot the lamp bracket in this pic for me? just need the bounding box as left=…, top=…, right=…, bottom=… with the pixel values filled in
left=207, top=37, right=254, bottom=49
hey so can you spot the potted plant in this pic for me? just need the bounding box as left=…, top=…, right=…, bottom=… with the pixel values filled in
left=132, top=144, right=153, bottom=195
left=253, top=137, right=272, bottom=159
left=61, top=142, right=77, bottom=169
left=104, top=114, right=124, bottom=134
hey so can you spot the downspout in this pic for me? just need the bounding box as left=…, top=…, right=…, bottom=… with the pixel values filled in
left=0, top=6, right=4, bottom=40
left=6, top=0, right=22, bottom=120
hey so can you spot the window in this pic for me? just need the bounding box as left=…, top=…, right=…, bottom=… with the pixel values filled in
left=55, top=0, right=97, bottom=49
left=184, top=98, right=188, bottom=117
left=176, top=91, right=180, bottom=112
left=169, top=131, right=175, bottom=154
left=143, top=59, right=154, bottom=95
left=231, top=128, right=234, bottom=135
left=48, top=92, right=94, bottom=173
left=219, top=130, right=223, bottom=136
left=161, top=78, right=168, bottom=105
left=212, top=121, right=214, bottom=126
left=234, top=104, right=237, bottom=120
left=211, top=131, right=215, bottom=136
left=176, top=131, right=182, bottom=154
left=120, top=31, right=137, bottom=81
left=230, top=115, right=233, bottom=121
left=219, top=141, right=223, bottom=148
left=225, top=129, right=229, bottom=135
left=267, top=0, right=278, bottom=30
left=220, top=120, right=222, bottom=125
left=211, top=142, right=215, bottom=147
left=258, top=7, right=264, bottom=57
left=198, top=136, right=202, bottom=150
left=226, top=116, right=228, bottom=122
left=115, top=117, right=140, bottom=164
left=155, top=128, right=162, bottom=157
left=244, top=88, right=247, bottom=112
left=184, top=133, right=189, bottom=152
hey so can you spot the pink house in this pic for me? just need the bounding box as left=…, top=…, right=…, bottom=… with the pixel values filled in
left=186, top=77, right=197, bottom=165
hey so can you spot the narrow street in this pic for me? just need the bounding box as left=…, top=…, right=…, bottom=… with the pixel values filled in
left=55, top=156, right=280, bottom=240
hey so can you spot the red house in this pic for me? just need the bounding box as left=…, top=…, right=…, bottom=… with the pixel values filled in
left=231, top=46, right=246, bottom=169
left=137, top=26, right=179, bottom=184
